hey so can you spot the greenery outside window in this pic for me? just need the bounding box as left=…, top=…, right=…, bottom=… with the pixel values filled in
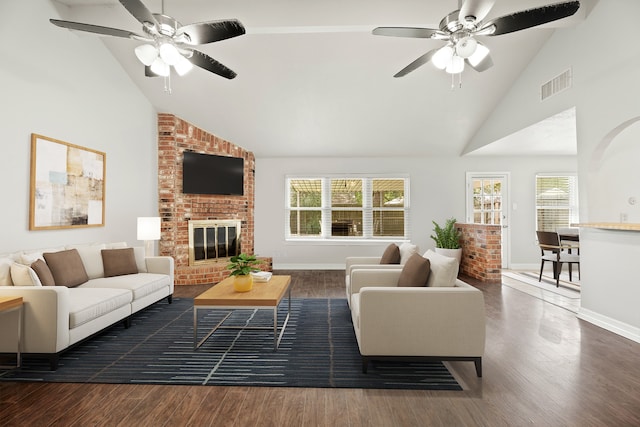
left=535, top=174, right=579, bottom=231
left=286, top=176, right=409, bottom=240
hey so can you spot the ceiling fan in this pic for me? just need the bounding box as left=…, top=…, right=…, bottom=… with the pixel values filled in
left=50, top=0, right=245, bottom=81
left=372, top=0, right=580, bottom=79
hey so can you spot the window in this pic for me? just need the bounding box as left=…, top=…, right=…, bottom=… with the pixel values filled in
left=286, top=176, right=409, bottom=240
left=535, top=174, right=579, bottom=231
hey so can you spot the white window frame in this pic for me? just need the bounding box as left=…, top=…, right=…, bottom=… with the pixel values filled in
left=285, top=174, right=410, bottom=242
left=535, top=173, right=579, bottom=231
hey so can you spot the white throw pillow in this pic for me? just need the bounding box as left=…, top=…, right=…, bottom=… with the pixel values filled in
left=106, top=242, right=128, bottom=249
left=423, top=249, right=458, bottom=287
left=71, top=244, right=106, bottom=279
left=20, top=251, right=44, bottom=265
left=399, top=242, right=419, bottom=264
left=10, top=262, right=42, bottom=286
left=0, top=257, right=14, bottom=286
left=133, top=246, right=148, bottom=273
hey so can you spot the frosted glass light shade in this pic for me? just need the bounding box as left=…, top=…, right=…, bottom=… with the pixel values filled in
left=455, top=36, right=478, bottom=58
left=174, top=54, right=194, bottom=76
left=468, top=44, right=490, bottom=67
left=134, top=44, right=158, bottom=66
left=432, top=45, right=454, bottom=70
left=150, top=57, right=170, bottom=76
left=445, top=55, right=465, bottom=74
left=159, top=43, right=181, bottom=66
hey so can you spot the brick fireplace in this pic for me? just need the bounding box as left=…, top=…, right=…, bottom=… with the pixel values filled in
left=157, top=113, right=271, bottom=285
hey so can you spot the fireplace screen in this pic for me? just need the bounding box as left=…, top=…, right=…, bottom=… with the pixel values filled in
left=188, top=220, right=241, bottom=265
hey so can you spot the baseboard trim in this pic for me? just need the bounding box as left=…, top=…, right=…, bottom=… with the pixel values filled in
left=577, top=307, right=640, bottom=344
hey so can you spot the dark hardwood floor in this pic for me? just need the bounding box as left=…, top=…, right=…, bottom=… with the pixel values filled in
left=1, top=270, right=640, bottom=426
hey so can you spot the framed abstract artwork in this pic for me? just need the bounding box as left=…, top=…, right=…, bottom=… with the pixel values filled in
left=29, top=133, right=106, bottom=230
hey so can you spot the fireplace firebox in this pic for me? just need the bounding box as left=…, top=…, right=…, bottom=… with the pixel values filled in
left=188, top=220, right=241, bottom=266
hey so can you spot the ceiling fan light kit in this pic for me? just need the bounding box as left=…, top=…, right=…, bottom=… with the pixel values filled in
left=372, top=0, right=581, bottom=86
left=50, top=0, right=246, bottom=93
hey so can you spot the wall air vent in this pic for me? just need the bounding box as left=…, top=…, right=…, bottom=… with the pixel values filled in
left=541, top=68, right=572, bottom=101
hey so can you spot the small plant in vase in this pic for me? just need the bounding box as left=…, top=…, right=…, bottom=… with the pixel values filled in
left=227, top=253, right=263, bottom=292
left=430, top=217, right=463, bottom=265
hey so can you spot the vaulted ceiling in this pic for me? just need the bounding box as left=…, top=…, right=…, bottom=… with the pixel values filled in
left=52, top=0, right=591, bottom=157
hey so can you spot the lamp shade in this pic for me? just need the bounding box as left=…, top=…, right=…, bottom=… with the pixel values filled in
left=432, top=45, right=454, bottom=70
left=445, top=55, right=465, bottom=74
left=468, top=43, right=490, bottom=67
left=134, top=44, right=158, bottom=66
left=150, top=57, right=170, bottom=77
left=159, top=43, right=181, bottom=66
left=174, top=54, right=194, bottom=76
left=455, top=36, right=478, bottom=58
left=137, top=217, right=161, bottom=241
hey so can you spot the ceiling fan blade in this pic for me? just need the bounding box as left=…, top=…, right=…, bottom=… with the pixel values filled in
left=393, top=49, right=438, bottom=78
left=188, top=49, right=237, bottom=79
left=481, top=1, right=580, bottom=36
left=466, top=51, right=494, bottom=72
left=144, top=66, right=160, bottom=77
left=177, top=19, right=246, bottom=45
left=50, top=19, right=145, bottom=39
left=459, top=0, right=496, bottom=23
left=119, top=0, right=158, bottom=27
left=372, top=27, right=445, bottom=39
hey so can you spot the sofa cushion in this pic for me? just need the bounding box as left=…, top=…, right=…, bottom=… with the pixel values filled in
left=31, top=259, right=55, bottom=286
left=68, top=288, right=132, bottom=329
left=43, top=249, right=89, bottom=288
left=399, top=242, right=419, bottom=264
left=397, top=253, right=430, bottom=287
left=69, top=243, right=106, bottom=280
left=423, top=250, right=458, bottom=287
left=10, top=262, right=42, bottom=286
left=101, top=248, right=138, bottom=277
left=133, top=246, right=148, bottom=273
left=379, top=243, right=401, bottom=264
left=0, top=256, right=16, bottom=286
left=79, top=273, right=170, bottom=301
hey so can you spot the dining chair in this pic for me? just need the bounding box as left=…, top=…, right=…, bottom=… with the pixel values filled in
left=536, top=230, right=580, bottom=287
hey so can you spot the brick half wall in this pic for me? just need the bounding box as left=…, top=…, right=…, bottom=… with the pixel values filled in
left=457, top=223, right=502, bottom=283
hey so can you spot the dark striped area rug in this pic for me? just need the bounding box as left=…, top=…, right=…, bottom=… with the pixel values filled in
left=0, top=298, right=461, bottom=390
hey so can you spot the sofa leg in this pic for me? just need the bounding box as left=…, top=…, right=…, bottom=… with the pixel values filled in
left=474, top=357, right=482, bottom=377
left=167, top=294, right=173, bottom=304
left=362, top=357, right=369, bottom=374
left=123, top=317, right=131, bottom=329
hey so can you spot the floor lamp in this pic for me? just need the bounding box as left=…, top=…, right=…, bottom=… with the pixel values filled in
left=137, top=217, right=161, bottom=257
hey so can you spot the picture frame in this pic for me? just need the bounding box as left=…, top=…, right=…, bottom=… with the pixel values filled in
left=29, top=133, right=106, bottom=230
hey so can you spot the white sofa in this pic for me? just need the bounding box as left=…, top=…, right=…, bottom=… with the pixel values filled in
left=347, top=251, right=486, bottom=377
left=0, top=242, right=174, bottom=369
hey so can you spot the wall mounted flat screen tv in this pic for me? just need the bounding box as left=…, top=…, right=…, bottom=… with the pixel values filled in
left=182, top=151, right=244, bottom=195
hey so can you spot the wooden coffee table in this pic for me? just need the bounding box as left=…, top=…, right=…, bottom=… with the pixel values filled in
left=193, top=275, right=292, bottom=351
left=0, top=296, right=23, bottom=368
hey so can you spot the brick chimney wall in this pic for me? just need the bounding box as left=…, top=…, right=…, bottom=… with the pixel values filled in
left=157, top=113, right=271, bottom=285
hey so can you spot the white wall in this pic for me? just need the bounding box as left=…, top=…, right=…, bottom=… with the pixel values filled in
left=255, top=155, right=575, bottom=269
left=0, top=0, right=157, bottom=253
left=468, top=0, right=640, bottom=341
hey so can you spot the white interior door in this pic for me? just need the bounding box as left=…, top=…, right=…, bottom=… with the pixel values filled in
left=465, top=172, right=510, bottom=268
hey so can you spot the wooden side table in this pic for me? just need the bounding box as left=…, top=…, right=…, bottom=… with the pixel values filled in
left=0, top=296, right=24, bottom=368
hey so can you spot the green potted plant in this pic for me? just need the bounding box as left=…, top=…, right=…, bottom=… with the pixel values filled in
left=430, top=217, right=462, bottom=264
left=227, top=253, right=263, bottom=292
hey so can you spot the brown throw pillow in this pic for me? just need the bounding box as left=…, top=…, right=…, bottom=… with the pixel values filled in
left=102, top=248, right=138, bottom=277
left=30, top=259, right=55, bottom=286
left=43, top=249, right=89, bottom=288
left=397, top=253, right=431, bottom=287
left=380, top=243, right=401, bottom=264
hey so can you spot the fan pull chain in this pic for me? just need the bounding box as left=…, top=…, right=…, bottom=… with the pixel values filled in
left=450, top=72, right=463, bottom=90
left=163, top=73, right=172, bottom=94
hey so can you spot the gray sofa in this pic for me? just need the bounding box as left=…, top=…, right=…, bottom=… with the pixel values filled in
left=0, top=242, right=174, bottom=369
